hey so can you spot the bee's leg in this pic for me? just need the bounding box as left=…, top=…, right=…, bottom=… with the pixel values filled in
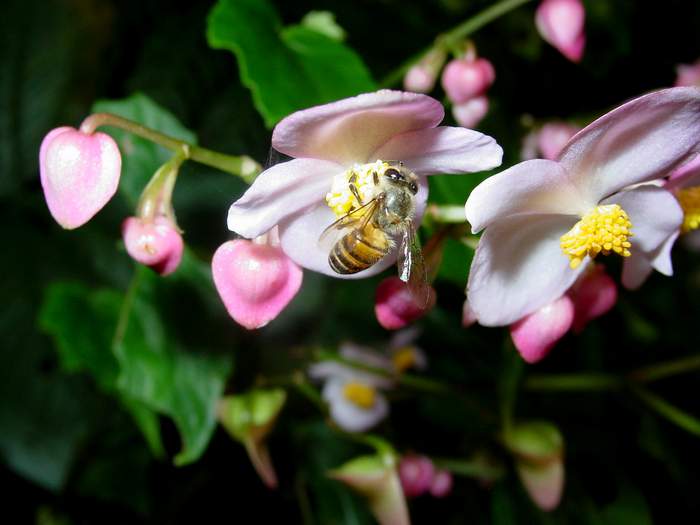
left=373, top=171, right=379, bottom=185
left=349, top=183, right=364, bottom=206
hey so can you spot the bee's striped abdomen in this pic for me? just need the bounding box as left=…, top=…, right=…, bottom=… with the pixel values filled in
left=329, top=229, right=388, bottom=274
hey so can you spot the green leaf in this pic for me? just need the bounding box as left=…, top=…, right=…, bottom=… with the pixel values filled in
left=207, top=0, right=375, bottom=127
left=301, top=11, right=347, bottom=42
left=92, top=93, right=197, bottom=206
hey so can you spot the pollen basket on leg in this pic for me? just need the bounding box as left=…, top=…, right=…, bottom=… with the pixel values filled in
left=325, top=160, right=389, bottom=217
left=677, top=186, right=700, bottom=233
left=560, top=204, right=633, bottom=269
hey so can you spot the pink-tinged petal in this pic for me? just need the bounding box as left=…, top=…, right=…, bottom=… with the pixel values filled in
left=462, top=298, right=478, bottom=327
left=468, top=213, right=584, bottom=326
left=675, top=61, right=700, bottom=88
left=227, top=158, right=343, bottom=239
left=429, top=470, right=453, bottom=498
left=40, top=127, right=121, bottom=229
left=537, top=122, right=581, bottom=161
left=666, top=154, right=700, bottom=190
left=535, top=0, right=585, bottom=63
left=516, top=459, right=565, bottom=512
left=559, top=87, right=700, bottom=203
left=374, top=277, right=436, bottom=330
left=465, top=159, right=585, bottom=233
left=570, top=266, right=617, bottom=332
left=122, top=216, right=184, bottom=276
left=510, top=295, right=574, bottom=364
left=452, top=96, right=490, bottom=129
left=272, top=90, right=444, bottom=165
left=278, top=177, right=429, bottom=277
left=212, top=240, right=303, bottom=330
left=602, top=185, right=682, bottom=257
left=398, top=455, right=435, bottom=498
left=373, top=126, right=502, bottom=176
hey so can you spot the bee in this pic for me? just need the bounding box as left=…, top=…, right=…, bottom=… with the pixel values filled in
left=320, top=162, right=431, bottom=307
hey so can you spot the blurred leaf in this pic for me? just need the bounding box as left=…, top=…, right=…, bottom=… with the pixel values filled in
left=207, top=0, right=375, bottom=127
left=436, top=237, right=474, bottom=288
left=92, top=93, right=197, bottom=207
left=600, top=485, right=653, bottom=525
left=301, top=11, right=347, bottom=42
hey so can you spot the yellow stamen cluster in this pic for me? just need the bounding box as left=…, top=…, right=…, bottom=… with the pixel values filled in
left=392, top=347, right=418, bottom=373
left=325, top=160, right=388, bottom=217
left=560, top=204, right=633, bottom=269
left=342, top=381, right=377, bottom=409
left=677, top=186, right=700, bottom=233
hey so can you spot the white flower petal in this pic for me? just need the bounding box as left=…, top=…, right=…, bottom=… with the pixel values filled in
left=227, top=158, right=342, bottom=238
left=371, top=126, right=503, bottom=176
left=560, top=87, right=700, bottom=203
left=272, top=90, right=444, bottom=166
left=278, top=176, right=429, bottom=277
left=467, top=213, right=584, bottom=326
left=621, top=254, right=654, bottom=290
left=465, top=159, right=586, bottom=233
left=323, top=378, right=389, bottom=433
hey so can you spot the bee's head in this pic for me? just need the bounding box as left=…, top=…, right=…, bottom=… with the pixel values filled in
left=383, top=167, right=418, bottom=195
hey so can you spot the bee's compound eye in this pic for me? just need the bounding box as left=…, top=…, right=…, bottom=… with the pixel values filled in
left=384, top=168, right=403, bottom=181
left=409, top=181, right=418, bottom=194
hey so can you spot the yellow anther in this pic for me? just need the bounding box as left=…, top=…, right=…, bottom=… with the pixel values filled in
left=342, top=382, right=377, bottom=409
left=560, top=204, right=633, bottom=269
left=677, top=186, right=700, bottom=233
left=392, top=347, right=418, bottom=373
left=325, top=160, right=388, bottom=217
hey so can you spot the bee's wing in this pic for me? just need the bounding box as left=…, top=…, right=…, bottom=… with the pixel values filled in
left=397, top=221, right=431, bottom=308
left=318, top=198, right=379, bottom=251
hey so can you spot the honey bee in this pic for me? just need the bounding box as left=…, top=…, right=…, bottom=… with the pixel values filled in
left=320, top=162, right=431, bottom=307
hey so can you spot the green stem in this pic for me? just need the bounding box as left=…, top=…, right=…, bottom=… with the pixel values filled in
left=432, top=457, right=505, bottom=481
left=631, top=386, right=700, bottom=437
left=112, top=270, right=144, bottom=349
left=628, top=354, right=700, bottom=383
left=524, top=373, right=623, bottom=392
left=80, top=112, right=262, bottom=183
left=380, top=0, right=534, bottom=87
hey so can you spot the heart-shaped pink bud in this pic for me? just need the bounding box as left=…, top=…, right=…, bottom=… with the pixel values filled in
left=452, top=96, right=490, bottom=129
left=429, top=469, right=453, bottom=498
left=404, top=65, right=435, bottom=94
left=510, top=295, right=574, bottom=364
left=535, top=0, right=586, bottom=63
left=375, top=277, right=436, bottom=330
left=40, top=127, right=121, bottom=229
left=122, top=216, right=184, bottom=276
left=212, top=240, right=303, bottom=330
left=570, top=267, right=617, bottom=333
left=537, top=122, right=580, bottom=161
left=398, top=455, right=435, bottom=498
left=441, top=58, right=495, bottom=104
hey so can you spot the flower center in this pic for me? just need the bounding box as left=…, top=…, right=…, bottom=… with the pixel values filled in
left=392, top=346, right=418, bottom=373
left=560, top=204, right=633, bottom=269
left=342, top=381, right=377, bottom=409
left=325, top=160, right=389, bottom=218
left=677, top=186, right=700, bottom=233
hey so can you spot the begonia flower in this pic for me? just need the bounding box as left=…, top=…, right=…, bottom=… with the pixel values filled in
left=675, top=59, right=700, bottom=88
left=403, top=48, right=447, bottom=94
left=122, top=216, right=184, bottom=276
left=452, top=96, right=490, bottom=129
left=510, top=295, right=574, bottom=364
left=535, top=0, right=586, bottom=63
left=466, top=87, right=700, bottom=326
left=375, top=276, right=436, bottom=330
left=212, top=228, right=303, bottom=329
left=441, top=57, right=495, bottom=105
left=570, top=264, right=617, bottom=332
left=521, top=122, right=581, bottom=161
left=227, top=90, right=502, bottom=279
left=398, top=454, right=435, bottom=498
left=429, top=469, right=453, bottom=498
left=388, top=327, right=427, bottom=374
left=309, top=343, right=394, bottom=433
left=40, top=126, right=121, bottom=229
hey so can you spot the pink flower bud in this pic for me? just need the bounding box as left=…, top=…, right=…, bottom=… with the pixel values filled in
left=212, top=239, right=303, bottom=330
left=537, top=122, right=580, bottom=160
left=39, top=127, right=121, bottom=229
left=441, top=58, right=495, bottom=104
left=403, top=48, right=447, bottom=93
left=517, top=458, right=564, bottom=511
left=429, top=469, right=453, bottom=498
left=452, top=96, right=489, bottom=129
left=462, top=298, right=478, bottom=328
left=375, top=277, right=436, bottom=330
left=398, top=455, right=435, bottom=498
left=535, top=0, right=586, bottom=63
left=675, top=60, right=700, bottom=87
left=510, top=295, right=574, bottom=364
left=122, top=216, right=184, bottom=276
left=570, top=265, right=617, bottom=333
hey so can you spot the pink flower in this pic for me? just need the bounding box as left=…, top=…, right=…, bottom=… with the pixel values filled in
left=535, top=0, right=586, bottom=63
left=522, top=122, right=581, bottom=161
left=40, top=127, right=121, bottom=229
left=227, top=90, right=502, bottom=279
left=212, top=231, right=303, bottom=330
left=570, top=265, right=617, bottom=332
left=452, top=96, right=490, bottom=129
left=429, top=470, right=453, bottom=498
left=398, top=455, right=435, bottom=497
left=122, top=216, right=184, bottom=276
left=510, top=295, right=574, bottom=364
left=441, top=57, right=495, bottom=104
left=374, top=276, right=436, bottom=330
left=466, top=88, right=700, bottom=326
left=403, top=48, right=447, bottom=94
left=675, top=60, right=700, bottom=88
